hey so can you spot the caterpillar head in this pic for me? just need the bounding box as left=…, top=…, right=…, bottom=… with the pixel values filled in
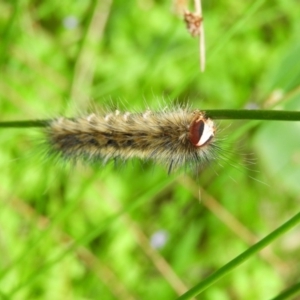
left=189, top=115, right=215, bottom=147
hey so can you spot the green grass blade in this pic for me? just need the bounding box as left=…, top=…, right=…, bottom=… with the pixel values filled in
left=0, top=120, right=50, bottom=128
left=0, top=110, right=299, bottom=130
left=270, top=282, right=300, bottom=300
left=205, top=109, right=300, bottom=121
left=177, top=211, right=300, bottom=300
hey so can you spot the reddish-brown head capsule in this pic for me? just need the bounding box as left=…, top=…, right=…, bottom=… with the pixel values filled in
left=189, top=116, right=215, bottom=147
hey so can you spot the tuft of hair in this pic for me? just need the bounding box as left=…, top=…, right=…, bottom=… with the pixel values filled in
left=44, top=106, right=217, bottom=173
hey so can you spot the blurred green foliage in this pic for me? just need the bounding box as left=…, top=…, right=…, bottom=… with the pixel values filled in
left=0, top=0, right=300, bottom=299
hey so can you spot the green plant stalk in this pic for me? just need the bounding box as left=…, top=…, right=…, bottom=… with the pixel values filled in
left=0, top=120, right=50, bottom=128
left=204, top=109, right=300, bottom=121
left=177, top=211, right=300, bottom=300
left=270, top=282, right=300, bottom=300
left=0, top=110, right=300, bottom=129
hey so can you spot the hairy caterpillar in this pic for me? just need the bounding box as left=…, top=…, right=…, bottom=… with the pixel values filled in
left=45, top=107, right=217, bottom=172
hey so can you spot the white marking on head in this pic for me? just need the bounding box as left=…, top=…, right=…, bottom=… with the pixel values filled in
left=196, top=119, right=215, bottom=146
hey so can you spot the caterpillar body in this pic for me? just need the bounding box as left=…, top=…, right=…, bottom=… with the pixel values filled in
left=46, top=107, right=217, bottom=172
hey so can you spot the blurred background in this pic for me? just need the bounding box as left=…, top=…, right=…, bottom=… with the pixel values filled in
left=1, top=0, right=300, bottom=299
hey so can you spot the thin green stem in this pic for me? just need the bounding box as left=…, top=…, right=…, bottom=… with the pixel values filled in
left=177, top=211, right=300, bottom=300
left=0, top=120, right=50, bottom=128
left=0, top=110, right=299, bottom=129
left=204, top=109, right=300, bottom=121
left=270, top=282, right=300, bottom=300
